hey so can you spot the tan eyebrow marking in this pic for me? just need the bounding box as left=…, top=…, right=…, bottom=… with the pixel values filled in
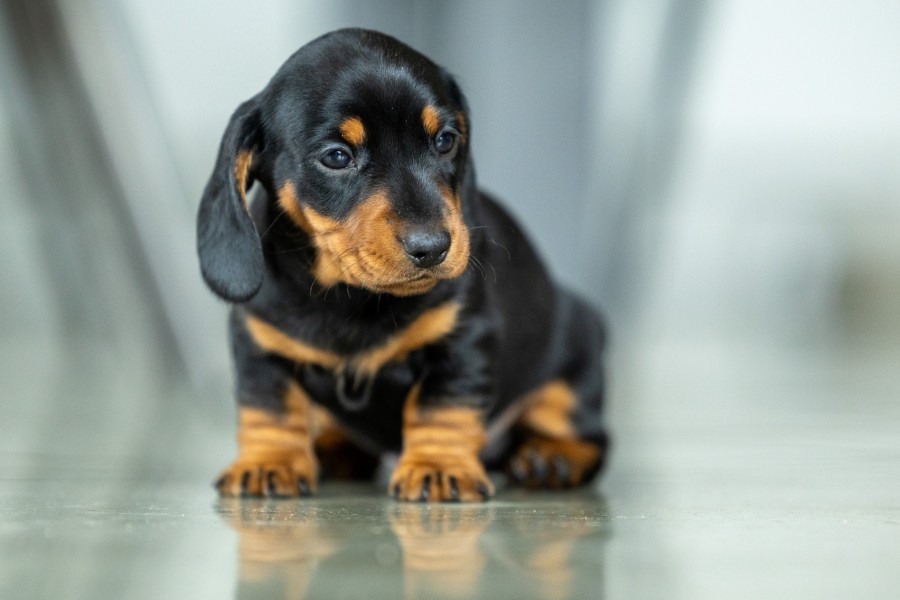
left=456, top=111, right=468, bottom=144
left=339, top=116, right=366, bottom=146
left=421, top=105, right=441, bottom=136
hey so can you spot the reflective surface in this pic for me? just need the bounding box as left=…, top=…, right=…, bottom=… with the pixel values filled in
left=2, top=340, right=899, bottom=600
left=218, top=490, right=608, bottom=600
left=1, top=474, right=609, bottom=600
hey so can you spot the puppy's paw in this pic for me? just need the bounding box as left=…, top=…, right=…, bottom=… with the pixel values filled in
left=389, top=457, right=493, bottom=503
left=215, top=454, right=318, bottom=498
left=507, top=437, right=603, bottom=489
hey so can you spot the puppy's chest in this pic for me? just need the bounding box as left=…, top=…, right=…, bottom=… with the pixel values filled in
left=242, top=300, right=461, bottom=381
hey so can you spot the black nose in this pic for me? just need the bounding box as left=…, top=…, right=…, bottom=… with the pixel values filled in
left=401, top=229, right=451, bottom=268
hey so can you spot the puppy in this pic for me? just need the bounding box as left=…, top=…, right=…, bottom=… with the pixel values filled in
left=197, top=28, right=608, bottom=502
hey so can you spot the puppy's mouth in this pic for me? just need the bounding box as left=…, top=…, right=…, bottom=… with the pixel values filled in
left=368, top=274, right=438, bottom=296
left=361, top=267, right=450, bottom=297
left=339, top=251, right=467, bottom=296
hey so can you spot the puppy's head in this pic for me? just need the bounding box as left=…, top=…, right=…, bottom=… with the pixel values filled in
left=197, top=29, right=473, bottom=301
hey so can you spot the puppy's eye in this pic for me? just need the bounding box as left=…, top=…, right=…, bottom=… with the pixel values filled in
left=434, top=130, right=457, bottom=155
left=320, top=148, right=353, bottom=170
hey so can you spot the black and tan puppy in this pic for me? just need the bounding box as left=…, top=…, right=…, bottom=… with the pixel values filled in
left=197, top=29, right=608, bottom=502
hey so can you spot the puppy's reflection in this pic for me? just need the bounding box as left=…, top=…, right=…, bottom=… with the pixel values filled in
left=500, top=495, right=610, bottom=600
left=389, top=504, right=494, bottom=599
left=217, top=499, right=338, bottom=599
left=389, top=494, right=609, bottom=600
left=217, top=491, right=608, bottom=600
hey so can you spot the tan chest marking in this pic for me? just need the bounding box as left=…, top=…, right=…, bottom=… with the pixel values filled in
left=245, top=301, right=461, bottom=377
left=244, top=316, right=343, bottom=369
left=351, top=302, right=460, bottom=375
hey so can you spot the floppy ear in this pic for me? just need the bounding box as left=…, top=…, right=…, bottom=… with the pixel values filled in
left=197, top=98, right=265, bottom=302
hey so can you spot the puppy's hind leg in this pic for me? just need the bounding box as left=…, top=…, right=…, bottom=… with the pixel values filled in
left=506, top=381, right=607, bottom=489
left=312, top=406, right=381, bottom=481
left=507, top=298, right=609, bottom=489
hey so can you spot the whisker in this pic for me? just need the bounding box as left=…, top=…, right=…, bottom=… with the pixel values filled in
left=468, top=255, right=486, bottom=280
left=344, top=291, right=375, bottom=321
left=308, top=247, right=356, bottom=297
left=487, top=260, right=498, bottom=282
left=488, top=237, right=512, bottom=261
left=259, top=208, right=288, bottom=239
left=275, top=242, right=317, bottom=254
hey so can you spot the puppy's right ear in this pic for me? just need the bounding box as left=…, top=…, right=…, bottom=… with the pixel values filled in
left=197, top=98, right=265, bottom=302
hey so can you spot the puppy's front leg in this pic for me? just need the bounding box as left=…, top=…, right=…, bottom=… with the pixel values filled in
left=215, top=380, right=318, bottom=498
left=215, top=312, right=318, bottom=498
left=390, top=385, right=493, bottom=503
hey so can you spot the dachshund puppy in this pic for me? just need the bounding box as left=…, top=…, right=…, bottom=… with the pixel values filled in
left=197, top=28, right=608, bottom=502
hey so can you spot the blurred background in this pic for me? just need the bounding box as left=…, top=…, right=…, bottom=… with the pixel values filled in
left=1, top=1, right=898, bottom=598
left=3, top=0, right=897, bottom=464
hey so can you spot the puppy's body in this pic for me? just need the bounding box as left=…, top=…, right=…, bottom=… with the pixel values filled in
left=198, top=29, right=608, bottom=501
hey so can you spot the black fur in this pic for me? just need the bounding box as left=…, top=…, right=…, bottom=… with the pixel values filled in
left=198, top=29, right=608, bottom=487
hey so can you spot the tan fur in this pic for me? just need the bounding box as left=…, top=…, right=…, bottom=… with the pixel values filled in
left=245, top=315, right=343, bottom=369
left=235, top=150, right=254, bottom=208
left=517, top=379, right=579, bottom=439
left=456, top=111, right=468, bottom=145
left=339, top=116, right=366, bottom=146
left=390, top=385, right=493, bottom=502
left=277, top=182, right=470, bottom=295
left=217, top=381, right=318, bottom=496
left=353, top=302, right=461, bottom=376
left=245, top=301, right=460, bottom=377
left=421, top=105, right=441, bottom=136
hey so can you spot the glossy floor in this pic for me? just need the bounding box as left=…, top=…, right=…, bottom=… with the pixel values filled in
left=1, top=339, right=899, bottom=599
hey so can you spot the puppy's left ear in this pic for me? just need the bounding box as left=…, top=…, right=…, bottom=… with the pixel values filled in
left=196, top=97, right=265, bottom=302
